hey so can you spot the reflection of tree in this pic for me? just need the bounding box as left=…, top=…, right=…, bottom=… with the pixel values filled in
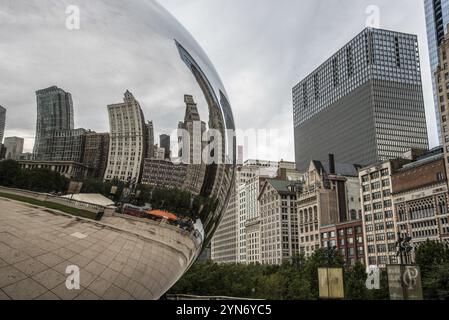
left=134, top=185, right=218, bottom=221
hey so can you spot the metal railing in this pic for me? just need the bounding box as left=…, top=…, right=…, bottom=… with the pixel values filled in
left=0, top=186, right=114, bottom=215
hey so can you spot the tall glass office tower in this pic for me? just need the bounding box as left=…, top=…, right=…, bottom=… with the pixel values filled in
left=33, top=86, right=74, bottom=160
left=424, top=0, right=449, bottom=144
left=293, top=28, right=429, bottom=171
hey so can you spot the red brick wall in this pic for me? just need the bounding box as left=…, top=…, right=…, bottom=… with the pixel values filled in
left=392, top=158, right=446, bottom=194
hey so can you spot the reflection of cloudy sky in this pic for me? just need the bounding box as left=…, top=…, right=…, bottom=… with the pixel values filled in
left=1, top=0, right=439, bottom=161
left=0, top=0, right=227, bottom=152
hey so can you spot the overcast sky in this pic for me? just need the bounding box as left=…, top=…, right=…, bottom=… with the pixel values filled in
left=1, top=0, right=438, bottom=162
left=159, top=0, right=438, bottom=162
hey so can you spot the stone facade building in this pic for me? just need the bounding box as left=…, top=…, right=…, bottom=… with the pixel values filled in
left=211, top=184, right=239, bottom=264
left=392, top=148, right=449, bottom=251
left=259, top=179, right=301, bottom=265
left=104, top=91, right=146, bottom=183
left=245, top=217, right=261, bottom=264
left=358, top=148, right=447, bottom=267
left=359, top=158, right=410, bottom=267
left=3, top=136, right=24, bottom=160
left=212, top=160, right=286, bottom=265
left=297, top=156, right=361, bottom=258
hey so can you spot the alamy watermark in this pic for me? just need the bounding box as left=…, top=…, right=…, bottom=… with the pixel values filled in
left=65, top=5, right=80, bottom=30
left=65, top=265, right=81, bottom=290
left=366, top=265, right=380, bottom=290
left=365, top=5, right=380, bottom=28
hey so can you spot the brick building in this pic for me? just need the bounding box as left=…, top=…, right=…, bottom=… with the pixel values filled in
left=393, top=148, right=449, bottom=250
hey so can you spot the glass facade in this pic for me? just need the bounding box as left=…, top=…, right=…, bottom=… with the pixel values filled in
left=293, top=28, right=429, bottom=171
left=33, top=86, right=75, bottom=160
left=424, top=0, right=449, bottom=144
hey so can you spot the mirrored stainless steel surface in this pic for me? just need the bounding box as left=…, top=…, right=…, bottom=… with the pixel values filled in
left=0, top=0, right=235, bottom=300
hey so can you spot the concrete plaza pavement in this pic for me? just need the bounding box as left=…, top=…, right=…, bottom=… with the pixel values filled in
left=0, top=197, right=199, bottom=300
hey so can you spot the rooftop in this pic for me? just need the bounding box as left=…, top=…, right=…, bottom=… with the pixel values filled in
left=266, top=179, right=302, bottom=193
left=312, top=160, right=361, bottom=177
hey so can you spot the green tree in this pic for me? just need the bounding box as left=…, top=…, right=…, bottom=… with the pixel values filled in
left=415, top=240, right=449, bottom=276
left=415, top=240, right=449, bottom=300
left=345, top=262, right=368, bottom=300
left=0, top=159, right=22, bottom=187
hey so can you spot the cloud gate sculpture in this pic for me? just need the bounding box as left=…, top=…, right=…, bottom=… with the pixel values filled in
left=0, top=0, right=235, bottom=300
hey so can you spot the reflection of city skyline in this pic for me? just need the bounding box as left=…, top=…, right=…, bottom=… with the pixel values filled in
left=175, top=39, right=235, bottom=246
left=3, top=37, right=236, bottom=262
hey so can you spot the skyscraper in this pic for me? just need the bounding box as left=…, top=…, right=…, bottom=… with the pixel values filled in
left=104, top=90, right=146, bottom=183
left=146, top=121, right=155, bottom=159
left=435, top=25, right=449, bottom=182
left=159, top=134, right=170, bottom=160
left=178, top=95, right=207, bottom=196
left=293, top=28, right=429, bottom=171
left=33, top=86, right=74, bottom=160
left=0, top=106, right=5, bottom=144
left=424, top=0, right=449, bottom=143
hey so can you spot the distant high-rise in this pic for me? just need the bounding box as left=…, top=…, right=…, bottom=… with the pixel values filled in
left=424, top=0, right=449, bottom=144
left=178, top=95, right=207, bottom=196
left=159, top=134, right=170, bottom=160
left=0, top=106, right=5, bottom=144
left=4, top=137, right=24, bottom=160
left=33, top=86, right=74, bottom=160
left=237, top=145, right=244, bottom=165
left=293, top=28, right=429, bottom=171
left=146, top=121, right=155, bottom=159
left=435, top=26, right=449, bottom=183
left=104, top=91, right=146, bottom=183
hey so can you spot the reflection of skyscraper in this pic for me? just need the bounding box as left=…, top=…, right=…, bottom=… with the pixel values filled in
left=176, top=40, right=235, bottom=244
left=0, top=106, right=5, bottom=144
left=237, top=145, right=244, bottom=165
left=146, top=121, right=155, bottom=159
left=4, top=137, right=24, bottom=160
left=33, top=86, right=74, bottom=160
left=424, top=0, right=449, bottom=144
left=42, top=128, right=87, bottom=162
left=104, top=91, right=146, bottom=183
left=83, top=132, right=110, bottom=178
left=178, top=95, right=207, bottom=196
left=160, top=134, right=171, bottom=160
